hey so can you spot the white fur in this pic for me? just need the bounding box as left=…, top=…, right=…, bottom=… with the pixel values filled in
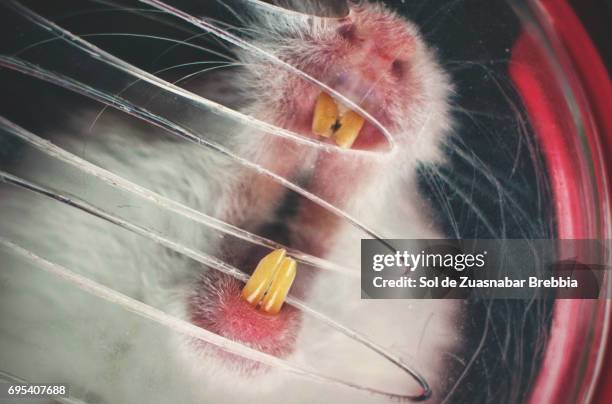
left=0, top=2, right=459, bottom=403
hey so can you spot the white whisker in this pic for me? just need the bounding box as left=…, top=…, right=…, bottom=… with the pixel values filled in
left=150, top=31, right=234, bottom=68
left=81, top=33, right=236, bottom=62
left=89, top=60, right=237, bottom=131
left=426, top=165, right=500, bottom=238
left=52, top=6, right=166, bottom=23
left=228, top=0, right=349, bottom=19
left=89, top=0, right=201, bottom=36
left=448, top=139, right=542, bottom=237
left=172, top=62, right=243, bottom=86
left=214, top=0, right=248, bottom=25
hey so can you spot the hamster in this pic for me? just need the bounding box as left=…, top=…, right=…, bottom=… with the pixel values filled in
left=0, top=1, right=460, bottom=403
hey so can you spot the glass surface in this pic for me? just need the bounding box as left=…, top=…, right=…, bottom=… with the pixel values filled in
left=0, top=1, right=609, bottom=403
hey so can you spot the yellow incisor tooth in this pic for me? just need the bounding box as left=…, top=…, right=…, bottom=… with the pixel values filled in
left=333, top=109, right=365, bottom=149
left=241, top=249, right=286, bottom=305
left=261, top=257, right=297, bottom=314
left=312, top=92, right=339, bottom=138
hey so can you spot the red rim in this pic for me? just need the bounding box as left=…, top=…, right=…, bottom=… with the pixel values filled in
left=509, top=0, right=611, bottom=403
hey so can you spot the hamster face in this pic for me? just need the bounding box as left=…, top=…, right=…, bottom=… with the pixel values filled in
left=0, top=1, right=459, bottom=403
left=242, top=3, right=452, bottom=155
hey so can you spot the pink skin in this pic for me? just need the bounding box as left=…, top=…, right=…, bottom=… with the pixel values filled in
left=265, top=5, right=420, bottom=151
left=188, top=4, right=426, bottom=371
left=190, top=271, right=301, bottom=373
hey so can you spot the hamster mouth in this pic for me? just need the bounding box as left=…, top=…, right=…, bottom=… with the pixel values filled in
left=241, top=248, right=297, bottom=315
left=312, top=91, right=366, bottom=149
left=189, top=268, right=302, bottom=373
left=308, top=88, right=392, bottom=151
left=188, top=191, right=311, bottom=372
